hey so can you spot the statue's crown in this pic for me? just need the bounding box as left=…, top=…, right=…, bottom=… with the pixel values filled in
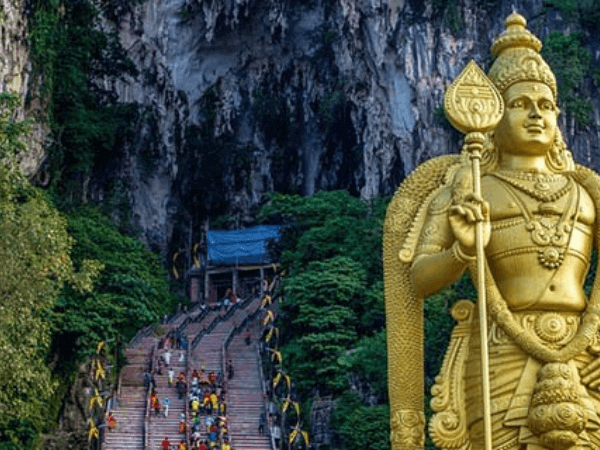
left=488, top=12, right=557, bottom=99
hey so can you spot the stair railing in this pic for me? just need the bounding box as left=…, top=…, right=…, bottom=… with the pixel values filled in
left=222, top=295, right=273, bottom=449
left=143, top=344, right=156, bottom=450
left=186, top=334, right=191, bottom=450
left=256, top=344, right=275, bottom=450
left=191, top=306, right=233, bottom=348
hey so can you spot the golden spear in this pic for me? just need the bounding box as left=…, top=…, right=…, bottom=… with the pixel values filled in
left=444, top=60, right=504, bottom=450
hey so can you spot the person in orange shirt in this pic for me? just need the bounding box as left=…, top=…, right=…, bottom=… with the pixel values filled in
left=107, top=412, right=116, bottom=431
left=177, top=439, right=187, bottom=450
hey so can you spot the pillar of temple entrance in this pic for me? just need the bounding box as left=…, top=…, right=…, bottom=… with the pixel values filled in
left=204, top=270, right=209, bottom=304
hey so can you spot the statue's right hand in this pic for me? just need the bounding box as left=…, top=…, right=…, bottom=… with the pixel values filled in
left=448, top=192, right=491, bottom=254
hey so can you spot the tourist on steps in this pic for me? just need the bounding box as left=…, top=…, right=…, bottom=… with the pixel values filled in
left=168, top=368, right=175, bottom=387
left=107, top=412, right=116, bottom=432
left=227, top=360, right=233, bottom=380
left=163, top=397, right=170, bottom=417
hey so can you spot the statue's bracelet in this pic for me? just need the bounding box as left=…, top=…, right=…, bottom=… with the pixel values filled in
left=452, top=241, right=476, bottom=264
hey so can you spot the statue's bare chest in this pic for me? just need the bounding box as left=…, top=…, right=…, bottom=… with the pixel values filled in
left=482, top=174, right=595, bottom=226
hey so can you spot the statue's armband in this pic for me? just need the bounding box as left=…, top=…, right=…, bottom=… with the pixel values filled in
left=414, top=187, right=455, bottom=259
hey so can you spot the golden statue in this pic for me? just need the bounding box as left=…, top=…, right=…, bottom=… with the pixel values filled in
left=384, top=12, right=600, bottom=450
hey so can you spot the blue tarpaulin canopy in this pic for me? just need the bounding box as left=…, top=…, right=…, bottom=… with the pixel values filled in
left=207, top=225, right=281, bottom=266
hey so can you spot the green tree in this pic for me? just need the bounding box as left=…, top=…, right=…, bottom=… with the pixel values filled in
left=260, top=191, right=386, bottom=394
left=0, top=93, right=100, bottom=448
left=282, top=256, right=363, bottom=394
left=29, top=0, right=139, bottom=205
left=542, top=31, right=592, bottom=126
left=48, top=206, right=180, bottom=374
left=260, top=189, right=476, bottom=448
left=330, top=392, right=390, bottom=450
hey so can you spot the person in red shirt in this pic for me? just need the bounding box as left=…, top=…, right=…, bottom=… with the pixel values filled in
left=107, top=413, right=116, bottom=431
left=161, top=437, right=171, bottom=450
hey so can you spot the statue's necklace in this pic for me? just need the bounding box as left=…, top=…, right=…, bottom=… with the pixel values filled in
left=491, top=173, right=577, bottom=269
left=493, top=171, right=573, bottom=203
left=474, top=171, right=600, bottom=365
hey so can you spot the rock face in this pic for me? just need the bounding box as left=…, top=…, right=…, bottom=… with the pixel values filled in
left=13, top=0, right=600, bottom=253
left=105, top=0, right=600, bottom=253
left=0, top=0, right=46, bottom=175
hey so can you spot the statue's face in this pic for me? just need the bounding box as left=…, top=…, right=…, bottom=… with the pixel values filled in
left=494, top=81, right=558, bottom=157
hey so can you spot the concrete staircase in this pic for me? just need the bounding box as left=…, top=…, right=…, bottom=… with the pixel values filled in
left=147, top=347, right=187, bottom=450
left=226, top=321, right=271, bottom=450
left=104, top=338, right=154, bottom=450
left=105, top=298, right=272, bottom=450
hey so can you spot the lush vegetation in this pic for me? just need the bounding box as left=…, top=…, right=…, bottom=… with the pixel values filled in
left=0, top=2, right=184, bottom=446
left=0, top=93, right=100, bottom=448
left=259, top=190, right=477, bottom=449
left=541, top=0, right=600, bottom=127
left=49, top=206, right=181, bottom=376
left=29, top=0, right=139, bottom=206
left=542, top=31, right=592, bottom=126
left=10, top=0, right=600, bottom=448
left=0, top=89, right=180, bottom=449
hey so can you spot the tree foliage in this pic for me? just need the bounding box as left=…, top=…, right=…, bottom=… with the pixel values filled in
left=330, top=392, right=390, bottom=450
left=542, top=31, right=592, bottom=126
left=48, top=206, right=180, bottom=375
left=28, top=0, right=139, bottom=205
left=260, top=189, right=478, bottom=449
left=260, top=190, right=388, bottom=444
left=0, top=94, right=101, bottom=447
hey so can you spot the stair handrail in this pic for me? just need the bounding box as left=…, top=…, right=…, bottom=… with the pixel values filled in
left=174, top=302, right=204, bottom=335
left=128, top=323, right=156, bottom=348
left=256, top=344, right=275, bottom=450
left=186, top=333, right=191, bottom=450
left=222, top=295, right=273, bottom=449
left=191, top=304, right=238, bottom=348
left=144, top=343, right=156, bottom=450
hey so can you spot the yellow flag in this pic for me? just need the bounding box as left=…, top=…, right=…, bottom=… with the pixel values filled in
left=265, top=328, right=274, bottom=343
left=95, top=360, right=105, bottom=380
left=262, top=310, right=274, bottom=325
left=261, top=295, right=272, bottom=307
left=302, top=431, right=309, bottom=446
left=96, top=341, right=105, bottom=354
left=89, top=388, right=103, bottom=410
left=88, top=418, right=99, bottom=440
left=289, top=428, right=298, bottom=445
left=284, top=374, right=292, bottom=391
left=272, top=372, right=282, bottom=388
left=172, top=252, right=180, bottom=279
left=270, top=349, right=282, bottom=364
left=193, top=243, right=200, bottom=268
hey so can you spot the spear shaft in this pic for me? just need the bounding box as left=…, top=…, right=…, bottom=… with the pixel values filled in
left=467, top=133, right=493, bottom=450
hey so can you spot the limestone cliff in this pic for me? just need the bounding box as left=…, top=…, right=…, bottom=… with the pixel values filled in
left=95, top=0, right=600, bottom=254
left=5, top=0, right=599, bottom=255
left=0, top=0, right=45, bottom=175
